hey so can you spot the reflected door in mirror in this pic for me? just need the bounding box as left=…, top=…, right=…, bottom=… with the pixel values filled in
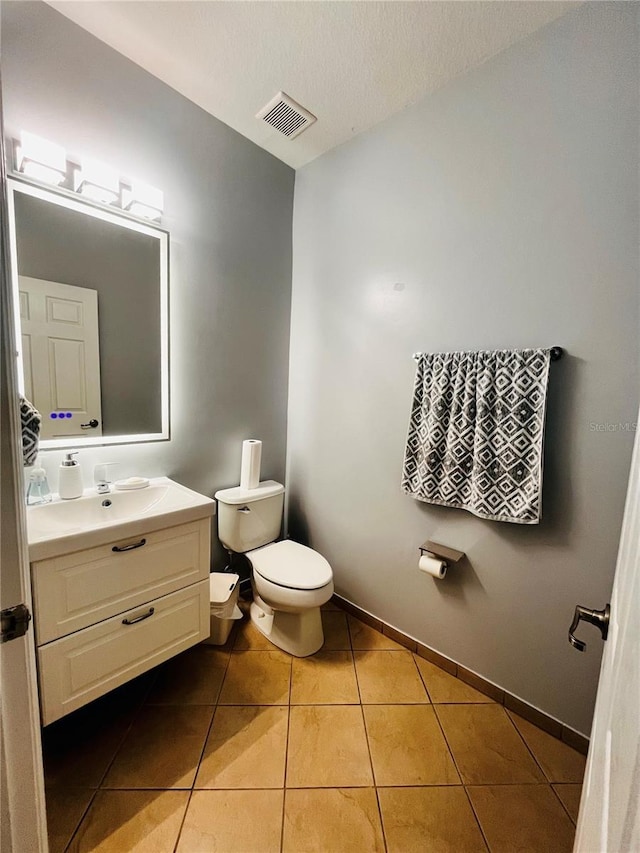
left=19, top=277, right=102, bottom=439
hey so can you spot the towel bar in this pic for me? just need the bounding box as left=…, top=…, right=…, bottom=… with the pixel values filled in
left=412, top=346, right=564, bottom=361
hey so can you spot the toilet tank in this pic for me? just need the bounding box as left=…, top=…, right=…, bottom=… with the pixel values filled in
left=214, top=480, right=285, bottom=553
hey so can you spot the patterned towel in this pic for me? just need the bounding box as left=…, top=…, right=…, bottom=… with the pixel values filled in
left=402, top=348, right=552, bottom=524
left=20, top=395, right=42, bottom=467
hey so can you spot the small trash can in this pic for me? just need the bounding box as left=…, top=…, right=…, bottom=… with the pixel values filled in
left=202, top=572, right=242, bottom=645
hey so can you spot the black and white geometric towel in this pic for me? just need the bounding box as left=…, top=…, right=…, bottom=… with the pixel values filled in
left=20, top=395, right=42, bottom=467
left=401, top=348, right=552, bottom=524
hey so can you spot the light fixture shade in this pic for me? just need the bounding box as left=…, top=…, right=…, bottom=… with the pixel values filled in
left=74, top=158, right=120, bottom=205
left=16, top=131, right=67, bottom=185
left=122, top=181, right=163, bottom=221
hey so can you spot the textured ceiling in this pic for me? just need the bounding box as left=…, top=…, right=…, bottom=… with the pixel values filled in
left=48, top=1, right=578, bottom=169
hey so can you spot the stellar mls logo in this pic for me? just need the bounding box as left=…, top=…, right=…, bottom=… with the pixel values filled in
left=589, top=422, right=637, bottom=432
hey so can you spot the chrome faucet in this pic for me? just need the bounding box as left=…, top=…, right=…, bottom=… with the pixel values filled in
left=94, top=463, right=119, bottom=494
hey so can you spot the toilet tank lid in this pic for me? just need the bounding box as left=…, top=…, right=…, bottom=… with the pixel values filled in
left=214, top=480, right=284, bottom=505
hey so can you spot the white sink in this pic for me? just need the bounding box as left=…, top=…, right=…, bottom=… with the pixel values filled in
left=27, top=477, right=216, bottom=560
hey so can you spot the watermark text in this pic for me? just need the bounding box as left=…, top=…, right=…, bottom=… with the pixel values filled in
left=589, top=422, right=637, bottom=433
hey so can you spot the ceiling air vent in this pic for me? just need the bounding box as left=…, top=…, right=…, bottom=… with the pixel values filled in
left=256, top=91, right=316, bottom=140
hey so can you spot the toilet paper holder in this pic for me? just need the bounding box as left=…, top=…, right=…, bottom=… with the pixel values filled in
left=418, top=540, right=465, bottom=569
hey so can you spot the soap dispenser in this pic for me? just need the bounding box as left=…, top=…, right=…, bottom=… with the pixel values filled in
left=26, top=458, right=52, bottom=506
left=58, top=451, right=83, bottom=500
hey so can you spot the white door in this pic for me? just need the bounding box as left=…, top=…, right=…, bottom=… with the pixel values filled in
left=574, top=409, right=640, bottom=851
left=1, top=170, right=49, bottom=850
left=18, top=277, right=102, bottom=439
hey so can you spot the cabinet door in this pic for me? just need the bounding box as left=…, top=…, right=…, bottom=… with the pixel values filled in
left=32, top=519, right=210, bottom=644
left=38, top=580, right=209, bottom=724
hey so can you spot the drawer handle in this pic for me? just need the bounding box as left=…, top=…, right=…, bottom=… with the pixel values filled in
left=122, top=607, right=155, bottom=625
left=112, top=538, right=147, bottom=553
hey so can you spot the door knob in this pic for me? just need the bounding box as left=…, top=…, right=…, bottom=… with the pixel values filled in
left=81, top=418, right=99, bottom=429
left=568, top=603, right=610, bottom=652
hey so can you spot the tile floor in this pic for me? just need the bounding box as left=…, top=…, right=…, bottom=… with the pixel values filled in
left=43, top=602, right=585, bottom=852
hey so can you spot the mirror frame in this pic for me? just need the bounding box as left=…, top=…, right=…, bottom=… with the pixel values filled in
left=7, top=176, right=170, bottom=449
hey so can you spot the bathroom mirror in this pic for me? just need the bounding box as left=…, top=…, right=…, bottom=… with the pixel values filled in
left=7, top=177, right=169, bottom=449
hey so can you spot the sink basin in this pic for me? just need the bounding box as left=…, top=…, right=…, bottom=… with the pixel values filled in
left=27, top=477, right=216, bottom=560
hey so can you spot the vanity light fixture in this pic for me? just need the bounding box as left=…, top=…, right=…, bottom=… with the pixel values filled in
left=122, top=180, right=163, bottom=221
left=14, top=131, right=165, bottom=223
left=16, top=131, right=67, bottom=186
left=74, top=158, right=120, bottom=205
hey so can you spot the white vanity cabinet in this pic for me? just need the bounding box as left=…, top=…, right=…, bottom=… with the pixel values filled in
left=31, top=517, right=212, bottom=725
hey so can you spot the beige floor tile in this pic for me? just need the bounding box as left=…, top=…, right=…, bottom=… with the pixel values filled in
left=364, top=705, right=460, bottom=786
left=467, top=784, right=576, bottom=853
left=176, top=789, right=283, bottom=853
left=195, top=705, right=288, bottom=789
left=378, top=786, right=487, bottom=853
left=283, top=788, right=384, bottom=853
left=436, top=704, right=545, bottom=784
left=354, top=650, right=429, bottom=703
left=291, top=651, right=359, bottom=704
left=233, top=616, right=278, bottom=650
left=102, top=705, right=213, bottom=789
left=348, top=616, right=403, bottom=650
left=219, top=651, right=291, bottom=704
left=414, top=655, right=495, bottom=703
left=509, top=712, right=586, bottom=782
left=321, top=611, right=351, bottom=650
left=68, top=790, right=189, bottom=853
left=46, top=787, right=94, bottom=853
left=553, top=784, right=583, bottom=822
left=146, top=645, right=230, bottom=705
left=287, top=705, right=373, bottom=787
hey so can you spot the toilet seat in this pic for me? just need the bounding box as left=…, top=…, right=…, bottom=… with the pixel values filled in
left=249, top=540, right=332, bottom=590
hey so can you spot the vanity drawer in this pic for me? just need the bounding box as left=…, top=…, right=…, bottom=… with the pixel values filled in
left=38, top=579, right=209, bottom=725
left=32, top=519, right=211, bottom=644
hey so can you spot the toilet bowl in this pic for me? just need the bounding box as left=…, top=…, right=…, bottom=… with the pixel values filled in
left=248, top=540, right=334, bottom=656
left=214, top=481, right=334, bottom=657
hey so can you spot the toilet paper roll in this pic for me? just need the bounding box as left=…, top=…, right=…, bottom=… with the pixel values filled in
left=418, top=554, right=447, bottom=579
left=240, top=439, right=262, bottom=490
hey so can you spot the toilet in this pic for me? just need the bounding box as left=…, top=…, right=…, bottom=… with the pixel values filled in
left=214, top=480, right=334, bottom=657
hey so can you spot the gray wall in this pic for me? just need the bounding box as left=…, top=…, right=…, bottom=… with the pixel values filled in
left=15, top=192, right=162, bottom=436
left=1, top=1, right=294, bottom=570
left=289, top=3, right=639, bottom=734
